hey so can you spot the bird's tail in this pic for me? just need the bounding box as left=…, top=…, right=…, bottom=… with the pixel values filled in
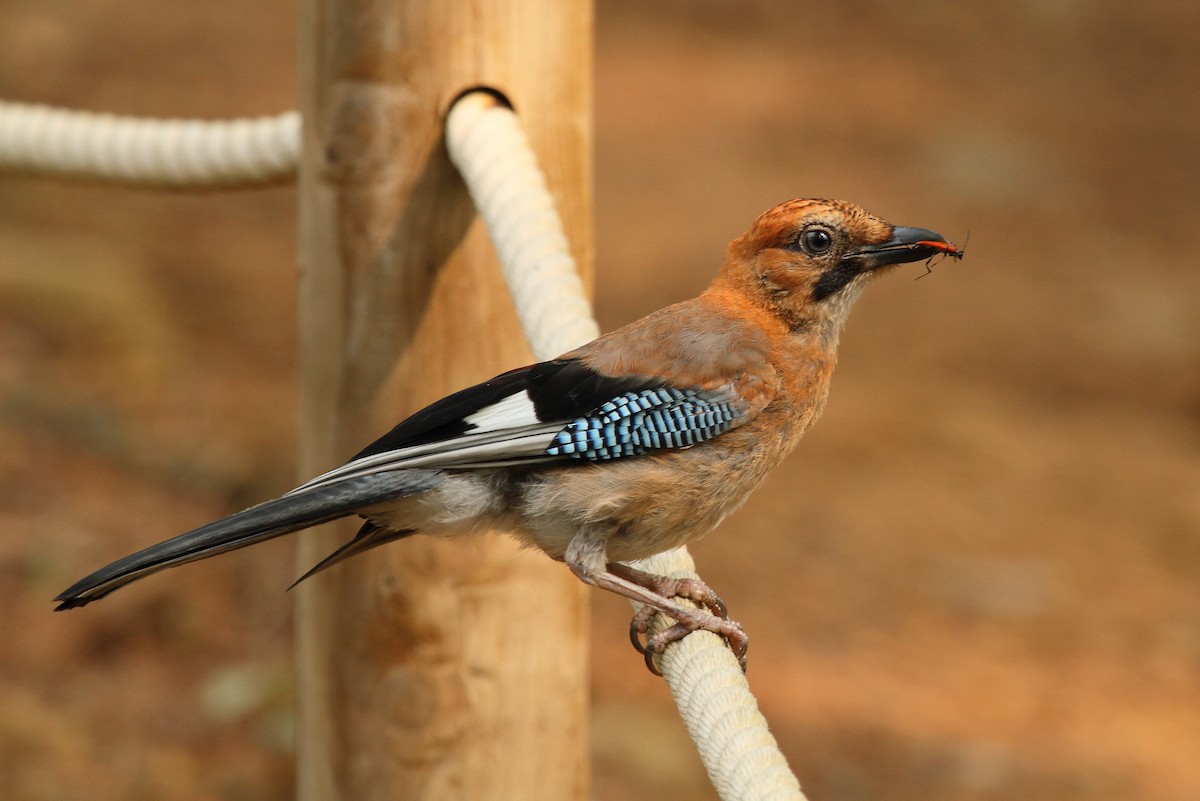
left=54, top=469, right=445, bottom=610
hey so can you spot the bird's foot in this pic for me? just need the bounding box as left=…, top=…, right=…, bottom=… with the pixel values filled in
left=613, top=565, right=747, bottom=674
left=629, top=608, right=748, bottom=675
left=609, top=564, right=729, bottom=618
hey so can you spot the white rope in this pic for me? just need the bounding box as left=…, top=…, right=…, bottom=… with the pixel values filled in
left=444, top=91, right=599, bottom=358
left=444, top=89, right=807, bottom=801
left=630, top=549, right=807, bottom=801
left=0, top=100, right=299, bottom=187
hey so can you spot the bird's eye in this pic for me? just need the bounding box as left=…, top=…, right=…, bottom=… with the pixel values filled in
left=802, top=228, right=833, bottom=254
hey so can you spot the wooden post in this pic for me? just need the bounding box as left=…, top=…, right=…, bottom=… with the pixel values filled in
left=295, top=2, right=592, bottom=800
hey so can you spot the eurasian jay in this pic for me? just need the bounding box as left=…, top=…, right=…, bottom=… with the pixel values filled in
left=54, top=198, right=961, bottom=670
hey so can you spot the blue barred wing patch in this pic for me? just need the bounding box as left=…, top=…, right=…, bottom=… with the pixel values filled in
left=546, top=388, right=740, bottom=461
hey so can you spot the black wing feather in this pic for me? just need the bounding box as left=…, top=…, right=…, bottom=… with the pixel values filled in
left=352, top=359, right=667, bottom=460
left=525, top=359, right=668, bottom=421
left=352, top=365, right=533, bottom=459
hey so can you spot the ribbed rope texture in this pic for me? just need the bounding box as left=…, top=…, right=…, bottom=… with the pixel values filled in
left=444, top=91, right=599, bottom=358
left=0, top=100, right=299, bottom=187
left=444, top=89, right=807, bottom=801
left=631, top=549, right=807, bottom=801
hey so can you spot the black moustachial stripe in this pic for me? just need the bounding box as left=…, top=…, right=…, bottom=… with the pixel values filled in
left=812, top=260, right=863, bottom=302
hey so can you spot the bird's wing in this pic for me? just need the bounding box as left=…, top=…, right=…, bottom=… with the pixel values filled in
left=290, top=358, right=747, bottom=494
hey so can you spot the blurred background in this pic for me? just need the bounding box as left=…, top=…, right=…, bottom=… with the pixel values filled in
left=2, top=1, right=1198, bottom=799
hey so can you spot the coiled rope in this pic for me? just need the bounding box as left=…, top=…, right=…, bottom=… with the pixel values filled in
left=1, top=90, right=808, bottom=801
left=445, top=90, right=807, bottom=801
left=0, top=100, right=298, bottom=187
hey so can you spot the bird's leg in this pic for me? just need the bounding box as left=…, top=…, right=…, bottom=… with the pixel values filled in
left=609, top=562, right=729, bottom=618
left=564, top=533, right=748, bottom=673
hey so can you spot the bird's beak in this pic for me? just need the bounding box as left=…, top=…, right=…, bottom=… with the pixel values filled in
left=850, top=226, right=963, bottom=269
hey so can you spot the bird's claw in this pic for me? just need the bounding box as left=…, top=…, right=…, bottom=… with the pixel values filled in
left=631, top=574, right=730, bottom=619
left=629, top=604, right=655, bottom=655
left=628, top=604, right=749, bottom=675
left=628, top=577, right=729, bottom=657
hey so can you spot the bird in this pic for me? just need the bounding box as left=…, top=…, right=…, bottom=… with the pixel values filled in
left=54, top=198, right=962, bottom=671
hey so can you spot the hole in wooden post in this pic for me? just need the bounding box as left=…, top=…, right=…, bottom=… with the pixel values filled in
left=447, top=86, right=515, bottom=117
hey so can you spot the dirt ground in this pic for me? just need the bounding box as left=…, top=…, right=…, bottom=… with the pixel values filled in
left=2, top=1, right=1198, bottom=800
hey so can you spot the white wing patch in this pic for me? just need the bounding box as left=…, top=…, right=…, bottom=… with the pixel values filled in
left=463, top=391, right=539, bottom=433
left=288, top=407, right=561, bottom=496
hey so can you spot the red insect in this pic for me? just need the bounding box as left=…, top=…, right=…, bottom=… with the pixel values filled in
left=914, top=231, right=968, bottom=280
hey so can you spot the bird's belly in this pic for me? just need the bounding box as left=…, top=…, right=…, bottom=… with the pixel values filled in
left=515, top=442, right=773, bottom=563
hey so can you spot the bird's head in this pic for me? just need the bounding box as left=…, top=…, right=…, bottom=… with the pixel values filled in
left=717, top=198, right=961, bottom=334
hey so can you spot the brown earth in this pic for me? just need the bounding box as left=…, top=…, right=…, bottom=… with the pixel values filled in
left=2, top=2, right=1198, bottom=800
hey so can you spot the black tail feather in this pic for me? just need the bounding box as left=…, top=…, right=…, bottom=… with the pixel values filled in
left=286, top=521, right=416, bottom=591
left=54, top=469, right=444, bottom=610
